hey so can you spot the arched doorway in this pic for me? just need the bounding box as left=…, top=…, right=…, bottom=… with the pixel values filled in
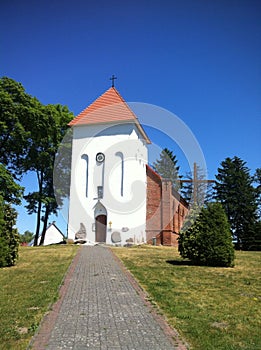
left=95, top=215, right=107, bottom=242
left=94, top=201, right=107, bottom=243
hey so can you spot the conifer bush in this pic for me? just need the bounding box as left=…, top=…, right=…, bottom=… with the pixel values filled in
left=0, top=198, right=20, bottom=268
left=178, top=202, right=235, bottom=267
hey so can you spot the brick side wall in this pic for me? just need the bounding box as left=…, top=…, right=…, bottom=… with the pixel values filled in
left=146, top=165, right=189, bottom=246
left=146, top=166, right=162, bottom=243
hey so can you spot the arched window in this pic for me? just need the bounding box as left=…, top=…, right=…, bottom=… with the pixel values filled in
left=81, top=154, right=89, bottom=197
left=115, top=152, right=124, bottom=197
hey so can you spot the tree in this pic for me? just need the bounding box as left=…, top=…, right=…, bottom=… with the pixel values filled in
left=253, top=168, right=261, bottom=217
left=0, top=164, right=24, bottom=204
left=152, top=148, right=181, bottom=190
left=0, top=201, right=20, bottom=267
left=250, top=168, right=261, bottom=250
left=19, top=230, right=34, bottom=244
left=23, top=103, right=73, bottom=245
left=181, top=163, right=214, bottom=206
left=0, top=77, right=38, bottom=172
left=179, top=204, right=201, bottom=234
left=178, top=202, right=235, bottom=267
left=0, top=77, right=73, bottom=245
left=214, top=157, right=259, bottom=250
left=0, top=165, right=22, bottom=267
left=0, top=76, right=43, bottom=245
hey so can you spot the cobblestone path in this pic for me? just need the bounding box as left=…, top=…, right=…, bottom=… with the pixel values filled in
left=31, top=246, right=186, bottom=350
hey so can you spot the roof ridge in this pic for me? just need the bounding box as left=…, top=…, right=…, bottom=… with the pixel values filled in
left=112, top=87, right=140, bottom=121
left=69, top=86, right=126, bottom=126
left=110, top=86, right=124, bottom=102
left=68, top=87, right=151, bottom=143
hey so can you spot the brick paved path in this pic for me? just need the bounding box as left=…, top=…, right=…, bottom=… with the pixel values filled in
left=31, top=246, right=186, bottom=350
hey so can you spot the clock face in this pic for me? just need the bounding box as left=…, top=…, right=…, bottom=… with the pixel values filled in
left=96, top=152, right=105, bottom=163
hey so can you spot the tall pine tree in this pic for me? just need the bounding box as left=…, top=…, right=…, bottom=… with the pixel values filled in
left=152, top=148, right=181, bottom=190
left=181, top=163, right=214, bottom=206
left=253, top=168, right=261, bottom=217
left=214, top=156, right=258, bottom=250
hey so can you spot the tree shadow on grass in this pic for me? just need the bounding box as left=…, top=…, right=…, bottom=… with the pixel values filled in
left=166, top=260, right=232, bottom=268
left=166, top=260, right=194, bottom=266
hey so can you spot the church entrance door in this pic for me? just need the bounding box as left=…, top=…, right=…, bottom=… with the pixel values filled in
left=95, top=215, right=107, bottom=242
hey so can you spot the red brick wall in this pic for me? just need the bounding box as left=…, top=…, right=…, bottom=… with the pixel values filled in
left=146, top=165, right=162, bottom=243
left=172, top=191, right=189, bottom=234
left=146, top=165, right=189, bottom=246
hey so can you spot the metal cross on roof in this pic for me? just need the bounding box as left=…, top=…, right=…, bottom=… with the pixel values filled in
left=110, top=74, right=117, bottom=87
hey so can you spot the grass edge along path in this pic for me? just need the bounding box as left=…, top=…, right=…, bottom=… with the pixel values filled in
left=112, top=246, right=261, bottom=350
left=111, top=248, right=189, bottom=350
left=0, top=245, right=79, bottom=350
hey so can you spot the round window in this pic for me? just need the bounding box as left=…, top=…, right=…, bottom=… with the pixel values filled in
left=96, top=152, right=105, bottom=163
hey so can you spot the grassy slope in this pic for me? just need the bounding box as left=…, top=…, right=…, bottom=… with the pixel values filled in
left=0, top=245, right=78, bottom=350
left=113, top=246, right=261, bottom=350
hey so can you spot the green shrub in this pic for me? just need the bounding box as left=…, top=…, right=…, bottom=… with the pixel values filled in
left=178, top=202, right=235, bottom=267
left=0, top=198, right=20, bottom=267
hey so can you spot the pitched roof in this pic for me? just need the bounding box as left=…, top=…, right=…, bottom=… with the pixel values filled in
left=46, top=222, right=65, bottom=238
left=69, top=87, right=151, bottom=143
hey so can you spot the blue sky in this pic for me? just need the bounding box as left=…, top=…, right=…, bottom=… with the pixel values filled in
left=1, top=0, right=260, bottom=235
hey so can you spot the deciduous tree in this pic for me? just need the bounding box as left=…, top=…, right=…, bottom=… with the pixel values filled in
left=0, top=77, right=73, bottom=245
left=0, top=164, right=24, bottom=204
left=19, top=230, right=34, bottom=244
left=23, top=103, right=73, bottom=245
left=0, top=77, right=38, bottom=172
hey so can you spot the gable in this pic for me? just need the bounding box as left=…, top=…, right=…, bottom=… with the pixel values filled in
left=37, top=224, right=65, bottom=246
left=69, top=87, right=151, bottom=144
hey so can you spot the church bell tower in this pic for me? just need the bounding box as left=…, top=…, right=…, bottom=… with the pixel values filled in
left=67, top=85, right=151, bottom=245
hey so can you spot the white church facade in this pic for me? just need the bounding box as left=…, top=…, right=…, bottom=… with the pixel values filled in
left=67, top=86, right=188, bottom=246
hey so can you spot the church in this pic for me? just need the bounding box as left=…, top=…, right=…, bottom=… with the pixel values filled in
left=67, top=85, right=188, bottom=246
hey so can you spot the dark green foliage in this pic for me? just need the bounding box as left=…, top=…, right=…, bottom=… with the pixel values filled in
left=0, top=77, right=74, bottom=245
left=181, top=164, right=213, bottom=206
left=179, top=204, right=201, bottom=233
left=0, top=164, right=23, bottom=205
left=152, top=148, right=181, bottom=190
left=0, top=165, right=22, bottom=267
left=178, top=203, right=235, bottom=267
left=23, top=103, right=73, bottom=245
left=253, top=168, right=261, bottom=217
left=19, top=230, right=34, bottom=244
left=245, top=220, right=261, bottom=251
left=0, top=197, right=20, bottom=267
left=214, top=157, right=259, bottom=250
left=0, top=77, right=39, bottom=171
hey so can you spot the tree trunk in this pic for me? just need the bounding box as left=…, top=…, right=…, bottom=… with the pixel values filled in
left=39, top=205, right=50, bottom=245
left=33, top=171, right=43, bottom=246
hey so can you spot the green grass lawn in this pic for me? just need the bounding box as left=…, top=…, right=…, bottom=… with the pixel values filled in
left=0, top=245, right=79, bottom=350
left=113, top=246, right=261, bottom=350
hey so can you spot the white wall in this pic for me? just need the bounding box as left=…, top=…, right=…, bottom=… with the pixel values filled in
left=68, top=122, right=148, bottom=245
left=38, top=225, right=64, bottom=246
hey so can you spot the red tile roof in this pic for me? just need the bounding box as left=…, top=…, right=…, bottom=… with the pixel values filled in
left=69, top=87, right=151, bottom=143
